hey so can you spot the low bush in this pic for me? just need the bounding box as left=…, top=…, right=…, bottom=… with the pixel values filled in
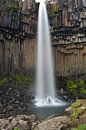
left=66, top=79, right=86, bottom=98
left=0, top=73, right=33, bottom=90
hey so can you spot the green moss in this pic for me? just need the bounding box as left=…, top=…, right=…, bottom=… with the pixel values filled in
left=0, top=77, right=8, bottom=86
left=76, top=124, right=86, bottom=130
left=71, top=100, right=82, bottom=108
left=66, top=100, right=86, bottom=129
left=14, top=127, right=19, bottom=130
left=69, top=100, right=86, bottom=121
left=70, top=108, right=85, bottom=121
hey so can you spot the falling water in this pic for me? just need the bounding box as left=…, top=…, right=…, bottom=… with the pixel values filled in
left=83, top=0, right=86, bottom=6
left=35, top=0, right=66, bottom=106
left=35, top=0, right=56, bottom=104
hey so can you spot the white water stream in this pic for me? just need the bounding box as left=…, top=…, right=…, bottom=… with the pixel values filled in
left=35, top=0, right=66, bottom=107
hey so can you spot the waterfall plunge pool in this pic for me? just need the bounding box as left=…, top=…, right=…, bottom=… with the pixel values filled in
left=32, top=103, right=70, bottom=120
left=29, top=98, right=70, bottom=120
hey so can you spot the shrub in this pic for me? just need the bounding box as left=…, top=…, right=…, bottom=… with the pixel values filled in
left=66, top=79, right=86, bottom=98
left=0, top=73, right=33, bottom=90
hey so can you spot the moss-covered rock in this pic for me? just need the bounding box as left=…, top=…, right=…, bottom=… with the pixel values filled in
left=70, top=107, right=85, bottom=121
left=65, top=100, right=86, bottom=126
left=71, top=100, right=82, bottom=108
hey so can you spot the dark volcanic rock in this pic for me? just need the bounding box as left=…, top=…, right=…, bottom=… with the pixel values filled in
left=0, top=85, right=33, bottom=118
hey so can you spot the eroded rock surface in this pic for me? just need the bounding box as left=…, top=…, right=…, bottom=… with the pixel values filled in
left=33, top=116, right=71, bottom=130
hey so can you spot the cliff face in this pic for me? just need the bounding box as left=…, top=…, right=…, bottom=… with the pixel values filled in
left=0, top=0, right=37, bottom=33
left=0, top=0, right=86, bottom=29
left=0, top=0, right=86, bottom=77
left=22, top=0, right=35, bottom=11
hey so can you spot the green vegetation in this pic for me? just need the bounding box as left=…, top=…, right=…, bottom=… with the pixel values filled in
left=80, top=88, right=86, bottom=95
left=71, top=100, right=82, bottom=108
left=48, top=3, right=58, bottom=17
left=70, top=108, right=85, bottom=121
left=66, top=100, right=86, bottom=130
left=7, top=0, right=20, bottom=10
left=69, top=100, right=86, bottom=121
left=76, top=124, right=86, bottom=130
left=0, top=77, right=8, bottom=86
left=0, top=73, right=33, bottom=90
left=14, top=127, right=19, bottom=130
left=66, top=79, right=86, bottom=98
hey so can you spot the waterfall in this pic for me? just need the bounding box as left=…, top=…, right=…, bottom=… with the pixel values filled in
left=35, top=1, right=56, bottom=103
left=35, top=0, right=66, bottom=106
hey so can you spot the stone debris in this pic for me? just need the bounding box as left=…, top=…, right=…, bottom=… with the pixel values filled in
left=0, top=86, right=33, bottom=118
left=0, top=114, right=72, bottom=130
left=0, top=114, right=39, bottom=130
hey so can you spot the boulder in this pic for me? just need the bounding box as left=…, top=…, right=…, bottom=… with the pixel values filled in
left=0, top=114, right=38, bottom=130
left=33, top=116, right=71, bottom=130
left=7, top=119, right=18, bottom=129
left=17, top=120, right=30, bottom=130
left=65, top=100, right=86, bottom=125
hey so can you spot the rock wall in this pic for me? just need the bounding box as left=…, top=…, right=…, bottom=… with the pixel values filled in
left=0, top=38, right=36, bottom=75
left=53, top=40, right=86, bottom=77
left=0, top=38, right=86, bottom=77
